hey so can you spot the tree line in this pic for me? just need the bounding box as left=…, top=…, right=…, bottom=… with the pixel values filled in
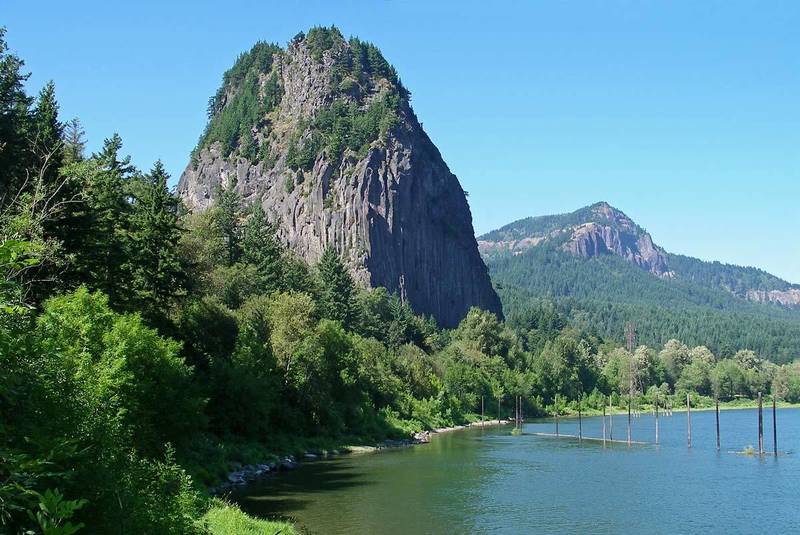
left=489, top=244, right=800, bottom=363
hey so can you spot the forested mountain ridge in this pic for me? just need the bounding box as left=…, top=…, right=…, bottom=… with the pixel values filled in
left=480, top=201, right=800, bottom=304
left=178, top=27, right=501, bottom=327
left=480, top=202, right=800, bottom=362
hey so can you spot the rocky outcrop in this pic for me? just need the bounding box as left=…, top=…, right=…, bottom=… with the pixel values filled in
left=746, top=288, right=800, bottom=307
left=178, top=29, right=502, bottom=327
left=565, top=221, right=672, bottom=277
left=479, top=201, right=673, bottom=277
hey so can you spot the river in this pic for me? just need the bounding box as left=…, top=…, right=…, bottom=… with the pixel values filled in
left=235, top=408, right=800, bottom=534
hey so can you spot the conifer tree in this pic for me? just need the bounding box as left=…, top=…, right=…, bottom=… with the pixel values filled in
left=316, top=246, right=357, bottom=330
left=0, top=28, right=34, bottom=204
left=68, top=134, right=133, bottom=306
left=62, top=117, right=86, bottom=164
left=127, top=160, right=185, bottom=322
left=241, top=202, right=284, bottom=293
left=31, top=81, right=63, bottom=171
left=214, top=181, right=242, bottom=266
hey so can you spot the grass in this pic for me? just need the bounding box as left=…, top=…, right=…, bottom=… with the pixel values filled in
left=201, top=499, right=296, bottom=535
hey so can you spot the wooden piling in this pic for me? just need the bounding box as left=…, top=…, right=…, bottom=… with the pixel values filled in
left=514, top=396, right=518, bottom=429
left=481, top=395, right=485, bottom=427
left=687, top=393, right=692, bottom=449
left=602, top=404, right=607, bottom=445
left=758, top=392, right=764, bottom=455
left=578, top=396, right=583, bottom=441
left=773, top=396, right=777, bottom=457
left=655, top=398, right=659, bottom=445
left=609, top=398, right=614, bottom=441
left=627, top=397, right=632, bottom=446
left=715, top=396, right=720, bottom=451
left=555, top=394, right=560, bottom=437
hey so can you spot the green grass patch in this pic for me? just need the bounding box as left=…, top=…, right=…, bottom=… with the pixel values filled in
left=201, top=499, right=295, bottom=535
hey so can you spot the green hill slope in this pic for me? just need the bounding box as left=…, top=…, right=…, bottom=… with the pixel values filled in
left=480, top=202, right=800, bottom=362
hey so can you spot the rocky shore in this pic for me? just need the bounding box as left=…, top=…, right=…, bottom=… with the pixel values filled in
left=212, top=419, right=510, bottom=494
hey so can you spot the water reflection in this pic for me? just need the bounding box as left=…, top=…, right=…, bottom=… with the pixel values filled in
left=236, top=409, right=800, bottom=535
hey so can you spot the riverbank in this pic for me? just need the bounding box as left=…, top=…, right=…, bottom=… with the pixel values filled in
left=206, top=418, right=511, bottom=495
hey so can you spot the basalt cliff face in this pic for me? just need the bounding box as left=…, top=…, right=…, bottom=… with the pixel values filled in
left=178, top=28, right=502, bottom=327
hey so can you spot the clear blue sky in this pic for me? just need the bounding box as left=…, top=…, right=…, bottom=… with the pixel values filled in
left=5, top=0, right=799, bottom=282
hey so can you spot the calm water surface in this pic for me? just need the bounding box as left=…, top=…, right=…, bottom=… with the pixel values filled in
left=236, top=408, right=800, bottom=534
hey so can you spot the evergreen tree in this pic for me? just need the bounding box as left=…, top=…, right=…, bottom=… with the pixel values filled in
left=214, top=181, right=241, bottom=266
left=127, top=160, right=185, bottom=322
left=0, top=28, right=34, bottom=204
left=62, top=117, right=86, bottom=164
left=69, top=134, right=133, bottom=306
left=241, top=202, right=284, bottom=293
left=93, top=132, right=134, bottom=175
left=31, top=81, right=63, bottom=173
left=316, top=247, right=356, bottom=330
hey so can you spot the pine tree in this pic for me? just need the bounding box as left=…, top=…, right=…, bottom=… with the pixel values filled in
left=316, top=247, right=357, bottom=330
left=0, top=28, right=34, bottom=204
left=214, top=181, right=241, bottom=266
left=126, top=160, right=185, bottom=323
left=68, top=134, right=133, bottom=306
left=31, top=81, right=63, bottom=171
left=94, top=132, right=134, bottom=175
left=241, top=202, right=284, bottom=293
left=62, top=117, right=86, bottom=164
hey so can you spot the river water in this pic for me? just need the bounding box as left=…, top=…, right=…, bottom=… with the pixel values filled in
left=236, top=408, right=800, bottom=534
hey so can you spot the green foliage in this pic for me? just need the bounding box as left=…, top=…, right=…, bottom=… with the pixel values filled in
left=35, top=288, right=203, bottom=454
left=202, top=499, right=295, bottom=535
left=311, top=91, right=401, bottom=163
left=242, top=203, right=284, bottom=294
left=27, top=489, right=86, bottom=535
left=214, top=180, right=242, bottom=266
left=196, top=42, right=282, bottom=157
left=176, top=296, right=239, bottom=366
left=285, top=127, right=321, bottom=171
left=1, top=286, right=204, bottom=534
left=490, top=244, right=800, bottom=363
left=315, top=247, right=357, bottom=330
left=125, top=160, right=185, bottom=323
left=0, top=27, right=35, bottom=202
left=484, top=203, right=800, bottom=363
left=306, top=26, right=344, bottom=61
left=772, top=362, right=800, bottom=402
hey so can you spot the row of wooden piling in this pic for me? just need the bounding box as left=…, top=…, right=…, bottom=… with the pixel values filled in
left=545, top=391, right=780, bottom=454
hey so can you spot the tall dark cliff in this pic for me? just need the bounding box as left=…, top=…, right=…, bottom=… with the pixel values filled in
left=178, top=27, right=502, bottom=327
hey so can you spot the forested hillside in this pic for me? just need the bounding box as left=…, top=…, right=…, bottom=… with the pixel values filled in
left=481, top=203, right=800, bottom=362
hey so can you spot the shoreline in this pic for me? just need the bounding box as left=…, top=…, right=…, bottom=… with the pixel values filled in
left=212, top=418, right=511, bottom=494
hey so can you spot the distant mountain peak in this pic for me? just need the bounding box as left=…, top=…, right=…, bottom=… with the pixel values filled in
left=479, top=201, right=672, bottom=277
left=479, top=202, right=800, bottom=308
